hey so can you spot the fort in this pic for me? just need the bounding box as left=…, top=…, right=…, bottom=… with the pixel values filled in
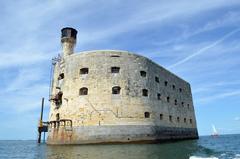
left=46, top=27, right=198, bottom=144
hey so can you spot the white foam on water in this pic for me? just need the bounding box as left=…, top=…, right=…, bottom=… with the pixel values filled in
left=189, top=156, right=218, bottom=159
left=233, top=154, right=240, bottom=159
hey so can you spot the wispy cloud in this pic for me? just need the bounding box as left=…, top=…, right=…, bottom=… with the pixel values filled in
left=196, top=90, right=240, bottom=103
left=168, top=27, right=240, bottom=69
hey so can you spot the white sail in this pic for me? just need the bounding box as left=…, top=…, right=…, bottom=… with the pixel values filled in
left=212, top=124, right=218, bottom=135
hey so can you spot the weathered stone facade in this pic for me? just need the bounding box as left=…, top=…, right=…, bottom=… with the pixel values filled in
left=47, top=28, right=198, bottom=145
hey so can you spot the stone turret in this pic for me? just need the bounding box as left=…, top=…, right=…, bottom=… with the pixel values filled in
left=61, top=27, right=78, bottom=57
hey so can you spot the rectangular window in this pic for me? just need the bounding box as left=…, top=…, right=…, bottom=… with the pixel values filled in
left=157, top=93, right=161, bottom=100
left=169, top=115, right=172, bottom=122
left=140, top=71, right=146, bottom=77
left=111, top=67, right=120, bottom=73
left=155, top=76, right=159, bottom=83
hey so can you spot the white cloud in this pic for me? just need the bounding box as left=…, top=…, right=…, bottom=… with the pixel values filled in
left=167, top=27, right=240, bottom=69
left=196, top=90, right=240, bottom=103
left=234, top=117, right=240, bottom=121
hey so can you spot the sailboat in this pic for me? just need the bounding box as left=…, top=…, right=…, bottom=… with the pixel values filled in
left=211, top=124, right=219, bottom=137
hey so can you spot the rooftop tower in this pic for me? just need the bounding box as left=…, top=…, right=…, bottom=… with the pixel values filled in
left=61, top=27, right=78, bottom=57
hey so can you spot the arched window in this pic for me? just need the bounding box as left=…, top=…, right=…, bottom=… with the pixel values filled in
left=79, top=87, right=88, bottom=95
left=112, top=86, right=121, bottom=94
left=167, top=96, right=170, bottom=103
left=160, top=114, right=163, bottom=120
left=111, top=67, right=120, bottom=73
left=174, top=99, right=177, bottom=105
left=164, top=81, right=168, bottom=86
left=181, top=102, right=184, bottom=107
left=56, top=113, right=60, bottom=121
left=140, top=71, right=146, bottom=77
left=80, top=68, right=89, bottom=74
left=142, top=89, right=148, bottom=96
left=177, top=117, right=180, bottom=122
left=172, top=85, right=176, bottom=90
left=190, top=119, right=193, bottom=124
left=157, top=93, right=161, bottom=100
left=144, top=112, right=150, bottom=118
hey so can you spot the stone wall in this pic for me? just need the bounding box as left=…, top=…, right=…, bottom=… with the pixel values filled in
left=47, top=50, right=198, bottom=144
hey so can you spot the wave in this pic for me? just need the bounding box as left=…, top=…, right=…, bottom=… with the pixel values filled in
left=189, top=156, right=218, bottom=159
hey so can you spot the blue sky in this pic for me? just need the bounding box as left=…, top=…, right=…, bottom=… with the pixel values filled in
left=0, top=0, right=240, bottom=140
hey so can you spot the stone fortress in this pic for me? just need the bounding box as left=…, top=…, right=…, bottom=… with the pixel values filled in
left=47, top=27, right=198, bottom=144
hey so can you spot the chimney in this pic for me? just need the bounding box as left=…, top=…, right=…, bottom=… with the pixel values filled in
left=61, top=27, right=78, bottom=57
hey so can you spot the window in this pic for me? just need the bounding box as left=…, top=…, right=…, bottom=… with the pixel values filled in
left=111, top=67, right=120, bottom=73
left=110, top=55, right=120, bottom=57
left=56, top=113, right=60, bottom=121
left=174, top=99, right=177, bottom=105
left=54, top=91, right=63, bottom=106
left=190, top=119, right=193, bottom=124
left=160, top=114, right=163, bottom=120
left=181, top=102, right=184, bottom=107
left=155, top=76, right=159, bottom=83
left=157, top=93, right=161, bottom=100
left=80, top=68, right=89, bottom=74
left=58, top=73, right=64, bottom=80
left=179, top=88, right=182, bottom=92
left=142, top=89, right=148, bottom=96
left=177, top=117, right=180, bottom=122
left=164, top=81, right=168, bottom=86
left=169, top=115, right=172, bottom=122
left=172, top=85, right=176, bottom=90
left=144, top=112, right=150, bottom=118
left=112, top=86, right=121, bottom=94
left=187, top=104, right=190, bottom=109
left=140, top=71, right=146, bottom=77
left=79, top=87, right=88, bottom=95
left=167, top=96, right=170, bottom=103
left=184, top=118, right=187, bottom=123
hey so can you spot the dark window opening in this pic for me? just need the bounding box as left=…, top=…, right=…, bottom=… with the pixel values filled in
left=110, top=55, right=120, bottom=57
left=56, top=113, right=60, bottom=121
left=144, top=112, right=150, bottom=118
left=140, top=71, right=146, bottom=77
left=54, top=91, right=63, bottom=106
left=58, top=73, right=64, bottom=80
left=111, top=67, right=120, bottom=73
left=142, top=89, right=148, bottom=96
left=177, top=117, right=180, bottom=122
left=181, top=102, right=184, bottom=107
left=157, top=93, right=161, bottom=100
left=112, top=86, right=121, bottom=94
left=172, top=85, right=176, bottom=90
left=184, top=118, right=187, bottom=123
left=169, top=115, right=172, bottom=122
left=190, top=119, right=193, bottom=124
left=80, top=68, right=89, bottom=74
left=174, top=99, right=177, bottom=105
left=79, top=87, right=88, bottom=95
left=155, top=76, right=159, bottom=83
left=179, top=88, right=182, bottom=92
left=164, top=81, right=168, bottom=86
left=167, top=96, right=170, bottom=103
left=160, top=114, right=163, bottom=120
left=187, top=104, right=190, bottom=109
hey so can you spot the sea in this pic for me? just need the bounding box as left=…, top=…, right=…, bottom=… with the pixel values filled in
left=0, top=134, right=239, bottom=159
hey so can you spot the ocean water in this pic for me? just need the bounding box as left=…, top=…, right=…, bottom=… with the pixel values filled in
left=0, top=134, right=239, bottom=159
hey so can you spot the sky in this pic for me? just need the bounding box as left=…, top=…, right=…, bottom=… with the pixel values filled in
left=0, top=0, right=240, bottom=140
